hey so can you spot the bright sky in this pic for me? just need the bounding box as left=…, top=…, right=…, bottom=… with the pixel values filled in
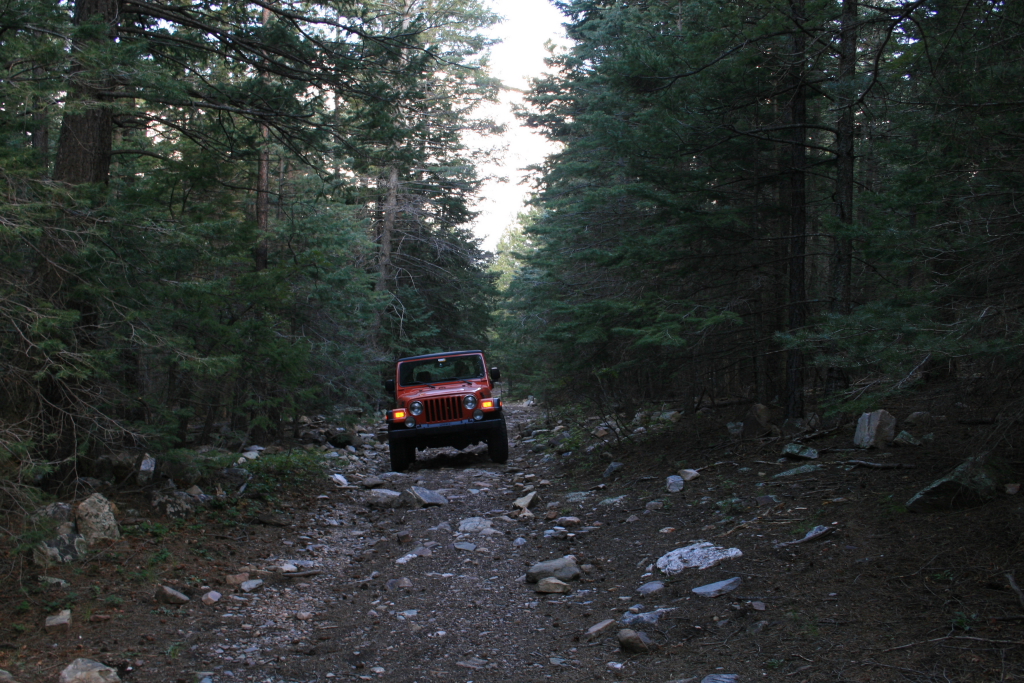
left=467, top=0, right=569, bottom=252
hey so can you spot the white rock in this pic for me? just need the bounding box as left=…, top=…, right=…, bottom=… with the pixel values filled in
left=59, top=658, right=121, bottom=683
left=75, top=494, right=120, bottom=544
left=458, top=517, right=493, bottom=533
left=155, top=585, right=189, bottom=604
left=656, top=542, right=743, bottom=575
left=853, top=409, right=896, bottom=448
left=679, top=469, right=700, bottom=481
left=45, top=609, right=72, bottom=632
left=201, top=591, right=221, bottom=605
left=536, top=577, right=571, bottom=593
left=666, top=475, right=686, bottom=493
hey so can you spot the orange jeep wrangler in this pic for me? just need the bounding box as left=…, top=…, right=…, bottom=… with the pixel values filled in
left=383, top=350, right=508, bottom=472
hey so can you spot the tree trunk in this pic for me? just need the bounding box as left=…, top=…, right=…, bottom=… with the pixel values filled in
left=827, top=0, right=857, bottom=393
left=785, top=0, right=807, bottom=419
left=254, top=7, right=272, bottom=271
left=53, top=0, right=119, bottom=185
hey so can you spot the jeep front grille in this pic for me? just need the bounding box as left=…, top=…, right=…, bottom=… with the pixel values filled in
left=424, top=396, right=462, bottom=423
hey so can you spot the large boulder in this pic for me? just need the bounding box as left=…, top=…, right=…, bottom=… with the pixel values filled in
left=33, top=533, right=87, bottom=567
left=151, top=491, right=199, bottom=519
left=75, top=494, right=120, bottom=544
left=906, top=454, right=1002, bottom=512
left=853, top=409, right=896, bottom=448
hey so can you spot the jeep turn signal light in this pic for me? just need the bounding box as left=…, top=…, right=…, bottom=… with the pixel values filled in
left=392, top=409, right=407, bottom=421
left=480, top=398, right=494, bottom=409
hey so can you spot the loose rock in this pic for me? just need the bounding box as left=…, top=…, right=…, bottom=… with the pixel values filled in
left=583, top=618, right=616, bottom=641
left=74, top=494, right=120, bottom=544
left=603, top=462, right=624, bottom=479
left=155, top=585, right=189, bottom=604
left=401, top=486, right=448, bottom=508
left=526, top=556, right=581, bottom=583
left=458, top=517, right=493, bottom=533
left=240, top=579, right=263, bottom=592
left=780, top=443, right=818, bottom=460
left=906, top=454, right=1002, bottom=512
left=59, top=658, right=121, bottom=683
left=666, top=475, right=686, bottom=493
left=656, top=542, right=743, bottom=574
left=202, top=591, right=221, bottom=605
left=692, top=577, right=742, bottom=597
left=45, top=609, right=72, bottom=632
left=364, top=489, right=402, bottom=509
left=618, top=628, right=655, bottom=653
left=637, top=581, right=665, bottom=596
left=513, top=491, right=540, bottom=509
left=854, top=409, right=896, bottom=448
left=536, top=577, right=571, bottom=593
left=33, top=532, right=87, bottom=567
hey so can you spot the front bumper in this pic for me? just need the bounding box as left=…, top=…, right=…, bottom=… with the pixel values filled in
left=387, top=412, right=504, bottom=442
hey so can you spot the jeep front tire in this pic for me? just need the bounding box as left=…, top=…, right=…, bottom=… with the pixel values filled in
left=389, top=439, right=415, bottom=472
left=486, top=417, right=509, bottom=464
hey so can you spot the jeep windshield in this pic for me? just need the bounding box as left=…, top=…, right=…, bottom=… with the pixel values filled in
left=398, top=354, right=485, bottom=387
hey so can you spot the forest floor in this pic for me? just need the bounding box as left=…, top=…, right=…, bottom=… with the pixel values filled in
left=2, top=395, right=1024, bottom=683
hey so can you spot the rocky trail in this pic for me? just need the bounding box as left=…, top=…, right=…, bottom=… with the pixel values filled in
left=4, top=401, right=1024, bottom=683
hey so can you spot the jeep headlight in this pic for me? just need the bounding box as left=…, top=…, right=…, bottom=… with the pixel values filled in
left=463, top=395, right=478, bottom=410
left=409, top=401, right=423, bottom=416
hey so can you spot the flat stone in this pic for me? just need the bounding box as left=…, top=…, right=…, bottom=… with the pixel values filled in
left=527, top=556, right=580, bottom=583
left=773, top=463, right=823, bottom=478
left=656, top=542, right=743, bottom=575
left=565, top=491, right=591, bottom=503
left=514, top=491, right=540, bottom=509
left=361, top=476, right=385, bottom=488
left=666, top=475, right=686, bottom=493
left=599, top=495, right=627, bottom=506
left=603, top=462, right=624, bottom=479
left=155, top=585, right=189, bottom=604
left=621, top=608, right=673, bottom=627
left=364, top=489, right=402, bottom=508
left=637, top=581, right=665, bottom=596
left=536, top=577, right=571, bottom=593
left=296, top=611, right=314, bottom=620
left=45, top=609, right=72, bottom=632
left=58, top=658, right=121, bottom=683
left=401, top=486, right=448, bottom=507
left=583, top=618, right=616, bottom=641
left=458, top=517, right=493, bottom=533
left=894, top=430, right=921, bottom=446
left=645, top=501, right=664, bottom=511
left=618, top=628, right=654, bottom=653
left=202, top=591, right=221, bottom=605
left=456, top=657, right=489, bottom=670
left=454, top=542, right=477, bottom=551
left=692, top=577, right=742, bottom=598
left=239, top=579, right=263, bottom=592
left=678, top=469, right=700, bottom=481
left=555, top=516, right=582, bottom=527
left=701, top=675, right=739, bottom=683
left=854, top=409, right=896, bottom=448
left=781, top=443, right=818, bottom=460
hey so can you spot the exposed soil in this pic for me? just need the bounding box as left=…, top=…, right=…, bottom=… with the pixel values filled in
left=3, top=398, right=1024, bottom=683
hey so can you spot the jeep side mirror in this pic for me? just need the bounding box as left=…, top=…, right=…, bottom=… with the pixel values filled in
left=490, top=367, right=501, bottom=382
left=383, top=378, right=395, bottom=393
